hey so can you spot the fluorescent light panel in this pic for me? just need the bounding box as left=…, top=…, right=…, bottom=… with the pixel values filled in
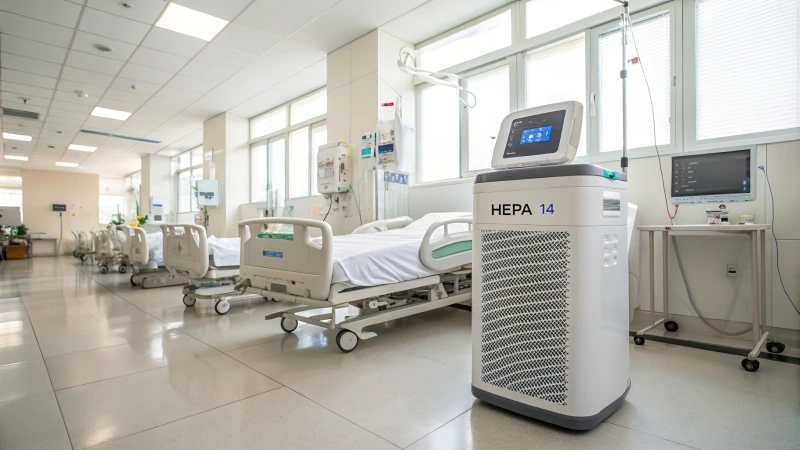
left=55, top=162, right=79, bottom=167
left=155, top=3, right=228, bottom=41
left=91, top=107, right=132, bottom=121
left=4, top=155, right=28, bottom=161
left=68, top=144, right=97, bottom=152
left=3, top=132, right=32, bottom=141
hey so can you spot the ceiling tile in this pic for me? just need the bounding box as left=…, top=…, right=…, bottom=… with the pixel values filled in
left=235, top=0, right=315, bottom=38
left=211, top=24, right=281, bottom=56
left=221, top=72, right=271, bottom=94
left=103, top=89, right=151, bottom=105
left=1, top=81, right=54, bottom=99
left=0, top=0, right=82, bottom=28
left=86, top=0, right=168, bottom=24
left=53, top=90, right=101, bottom=106
left=70, top=132, right=108, bottom=147
left=71, top=31, right=137, bottom=62
left=129, top=47, right=189, bottom=73
left=65, top=50, right=125, bottom=76
left=113, top=124, right=155, bottom=139
left=95, top=97, right=139, bottom=114
left=0, top=92, right=51, bottom=107
left=60, top=151, right=89, bottom=164
left=2, top=101, right=48, bottom=116
left=193, top=43, right=256, bottom=71
left=47, top=108, right=88, bottom=121
left=44, top=115, right=85, bottom=127
left=191, top=84, right=254, bottom=115
left=0, top=12, right=74, bottom=48
left=179, top=60, right=235, bottom=84
left=0, top=69, right=58, bottom=90
left=265, top=39, right=327, bottom=69
left=141, top=27, right=205, bottom=58
left=41, top=127, right=79, bottom=142
left=119, top=62, right=174, bottom=85
left=148, top=87, right=201, bottom=110
left=83, top=116, right=122, bottom=133
left=164, top=75, right=215, bottom=95
left=55, top=79, right=103, bottom=97
left=241, top=55, right=301, bottom=81
left=50, top=100, right=94, bottom=114
left=128, top=104, right=176, bottom=125
left=110, top=77, right=161, bottom=96
left=101, top=136, right=139, bottom=150
left=175, top=0, right=251, bottom=21
left=78, top=8, right=150, bottom=45
left=0, top=52, right=62, bottom=78
left=61, top=66, right=114, bottom=88
left=0, top=34, right=68, bottom=64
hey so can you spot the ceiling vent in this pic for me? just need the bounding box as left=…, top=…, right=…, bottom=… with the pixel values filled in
left=3, top=108, right=39, bottom=121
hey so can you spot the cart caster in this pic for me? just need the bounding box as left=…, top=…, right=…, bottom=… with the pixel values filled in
left=280, top=317, right=298, bottom=333
left=183, top=294, right=196, bottom=307
left=80, top=254, right=87, bottom=262
left=664, top=320, right=679, bottom=332
left=100, top=265, right=109, bottom=274
left=214, top=300, right=230, bottom=315
left=766, top=341, right=785, bottom=354
left=336, top=330, right=359, bottom=353
left=741, top=358, right=760, bottom=372
left=633, top=335, right=645, bottom=345
left=119, top=265, right=127, bottom=274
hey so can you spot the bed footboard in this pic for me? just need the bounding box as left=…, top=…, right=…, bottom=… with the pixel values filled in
left=238, top=218, right=334, bottom=301
left=121, top=225, right=149, bottom=266
left=161, top=224, right=208, bottom=279
left=419, top=217, right=473, bottom=272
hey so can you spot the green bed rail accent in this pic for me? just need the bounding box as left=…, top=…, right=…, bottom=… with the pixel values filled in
left=257, top=233, right=294, bottom=240
left=432, top=240, right=472, bottom=259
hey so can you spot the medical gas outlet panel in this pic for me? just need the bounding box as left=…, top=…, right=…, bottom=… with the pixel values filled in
left=317, top=142, right=351, bottom=194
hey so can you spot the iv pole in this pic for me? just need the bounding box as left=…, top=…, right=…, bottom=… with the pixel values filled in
left=615, top=0, right=630, bottom=173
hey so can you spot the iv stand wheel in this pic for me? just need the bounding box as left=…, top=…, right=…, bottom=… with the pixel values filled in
left=280, top=317, right=298, bottom=333
left=633, top=335, right=645, bottom=345
left=183, top=294, right=196, bottom=307
left=336, top=330, right=359, bottom=353
left=741, top=358, right=760, bottom=372
left=664, top=320, right=679, bottom=332
left=766, top=341, right=785, bottom=354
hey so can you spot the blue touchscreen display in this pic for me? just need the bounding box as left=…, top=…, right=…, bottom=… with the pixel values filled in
left=519, top=126, right=552, bottom=144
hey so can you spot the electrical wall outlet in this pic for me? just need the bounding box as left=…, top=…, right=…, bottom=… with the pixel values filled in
left=727, top=264, right=738, bottom=278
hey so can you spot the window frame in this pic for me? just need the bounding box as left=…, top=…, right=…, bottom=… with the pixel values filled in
left=248, top=87, right=328, bottom=202
left=174, top=145, right=204, bottom=214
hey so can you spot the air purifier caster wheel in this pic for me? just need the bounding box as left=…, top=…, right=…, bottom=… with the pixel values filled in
left=766, top=341, right=785, bottom=354
left=664, top=320, right=679, bottom=332
left=741, top=359, right=759, bottom=372
left=633, top=335, right=645, bottom=345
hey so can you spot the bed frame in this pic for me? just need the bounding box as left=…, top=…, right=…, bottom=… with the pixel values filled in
left=235, top=216, right=473, bottom=352
left=93, top=228, right=126, bottom=274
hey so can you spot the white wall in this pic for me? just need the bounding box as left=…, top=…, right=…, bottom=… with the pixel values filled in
left=408, top=142, right=800, bottom=331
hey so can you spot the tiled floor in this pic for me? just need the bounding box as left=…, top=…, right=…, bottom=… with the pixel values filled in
left=1, top=257, right=798, bottom=449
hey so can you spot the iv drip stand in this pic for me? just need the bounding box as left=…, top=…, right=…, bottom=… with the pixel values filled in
left=616, top=0, right=630, bottom=173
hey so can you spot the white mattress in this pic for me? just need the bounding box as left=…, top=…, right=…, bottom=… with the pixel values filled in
left=208, top=236, right=241, bottom=267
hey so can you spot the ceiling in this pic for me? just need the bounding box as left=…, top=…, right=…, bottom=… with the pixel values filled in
left=0, top=0, right=508, bottom=178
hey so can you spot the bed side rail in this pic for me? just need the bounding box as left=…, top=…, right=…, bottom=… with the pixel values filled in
left=419, top=217, right=473, bottom=272
left=161, top=224, right=208, bottom=279
left=238, top=218, right=334, bottom=300
left=351, top=216, right=413, bottom=234
left=121, top=225, right=149, bottom=265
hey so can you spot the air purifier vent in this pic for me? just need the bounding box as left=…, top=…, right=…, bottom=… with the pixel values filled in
left=479, top=229, right=571, bottom=405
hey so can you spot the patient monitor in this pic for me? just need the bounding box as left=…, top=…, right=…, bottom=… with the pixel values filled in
left=472, top=100, right=630, bottom=431
left=317, top=142, right=351, bottom=194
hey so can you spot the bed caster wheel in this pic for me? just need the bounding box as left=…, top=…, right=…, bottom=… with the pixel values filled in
left=130, top=275, right=138, bottom=286
left=664, top=320, right=679, bottom=332
left=100, top=265, right=109, bottom=274
left=280, top=317, right=298, bottom=333
left=766, top=341, right=785, bottom=354
left=336, top=330, right=359, bottom=353
left=183, top=295, right=196, bottom=307
left=633, top=335, right=645, bottom=345
left=119, top=265, right=127, bottom=274
left=215, top=300, right=230, bottom=315
left=741, top=359, right=759, bottom=372
left=80, top=254, right=87, bottom=262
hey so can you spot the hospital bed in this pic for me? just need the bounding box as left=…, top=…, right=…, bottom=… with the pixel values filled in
left=94, top=228, right=127, bottom=274
left=119, top=225, right=188, bottom=289
left=233, top=213, right=473, bottom=352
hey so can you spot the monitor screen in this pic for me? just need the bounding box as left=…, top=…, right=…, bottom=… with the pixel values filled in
left=671, top=150, right=751, bottom=199
left=503, top=109, right=566, bottom=159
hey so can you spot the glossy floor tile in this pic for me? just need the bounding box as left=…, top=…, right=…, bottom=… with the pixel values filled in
left=1, top=256, right=798, bottom=450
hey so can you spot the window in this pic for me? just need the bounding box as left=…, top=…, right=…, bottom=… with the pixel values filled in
left=466, top=66, right=510, bottom=172
left=597, top=12, right=672, bottom=153
left=526, top=0, right=617, bottom=39
left=526, top=33, right=587, bottom=157
left=99, top=195, right=124, bottom=223
left=291, top=90, right=327, bottom=125
left=695, top=0, right=800, bottom=141
left=418, top=83, right=460, bottom=182
left=250, top=107, right=287, bottom=139
left=288, top=127, right=310, bottom=198
left=310, top=123, right=327, bottom=196
left=268, top=137, right=286, bottom=196
left=250, top=142, right=267, bottom=203
left=418, top=10, right=512, bottom=72
left=0, top=188, right=22, bottom=221
left=174, top=145, right=203, bottom=213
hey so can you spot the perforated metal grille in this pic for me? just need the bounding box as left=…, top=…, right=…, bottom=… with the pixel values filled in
left=479, top=230, right=571, bottom=405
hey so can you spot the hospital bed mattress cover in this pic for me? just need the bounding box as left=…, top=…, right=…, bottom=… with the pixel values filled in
left=208, top=236, right=241, bottom=267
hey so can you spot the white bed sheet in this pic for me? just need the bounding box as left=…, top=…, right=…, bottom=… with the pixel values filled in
left=208, top=236, right=241, bottom=267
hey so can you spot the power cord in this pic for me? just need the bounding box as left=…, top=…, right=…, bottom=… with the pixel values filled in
left=759, top=164, right=800, bottom=315
left=322, top=196, right=333, bottom=222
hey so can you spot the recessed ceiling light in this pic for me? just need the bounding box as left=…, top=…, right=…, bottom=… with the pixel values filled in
left=94, top=44, right=114, bottom=53
left=155, top=3, right=228, bottom=41
left=91, top=106, right=132, bottom=121
left=68, top=144, right=97, bottom=152
left=4, top=155, right=28, bottom=161
left=3, top=132, right=32, bottom=141
left=55, top=162, right=79, bottom=168
left=118, top=2, right=134, bottom=9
